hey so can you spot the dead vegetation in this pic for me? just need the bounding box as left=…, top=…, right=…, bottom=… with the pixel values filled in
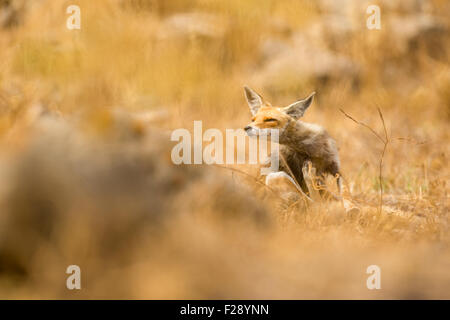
left=0, top=0, right=448, bottom=298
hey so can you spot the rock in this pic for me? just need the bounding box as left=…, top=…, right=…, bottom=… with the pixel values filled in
left=0, top=0, right=23, bottom=28
left=0, top=113, right=270, bottom=285
left=305, top=14, right=357, bottom=50
left=253, top=33, right=360, bottom=91
left=316, top=0, right=432, bottom=15
left=0, top=0, right=46, bottom=29
left=259, top=37, right=292, bottom=63
left=387, top=14, right=448, bottom=58
left=158, top=12, right=228, bottom=40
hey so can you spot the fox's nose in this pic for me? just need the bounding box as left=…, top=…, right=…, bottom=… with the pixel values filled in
left=244, top=126, right=252, bottom=131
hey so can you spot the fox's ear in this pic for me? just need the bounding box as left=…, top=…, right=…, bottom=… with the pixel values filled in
left=283, top=92, right=315, bottom=119
left=244, top=86, right=264, bottom=116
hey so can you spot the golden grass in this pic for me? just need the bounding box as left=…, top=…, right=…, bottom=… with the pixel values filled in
left=0, top=0, right=448, bottom=298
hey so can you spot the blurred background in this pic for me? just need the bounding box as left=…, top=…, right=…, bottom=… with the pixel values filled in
left=0, top=0, right=448, bottom=298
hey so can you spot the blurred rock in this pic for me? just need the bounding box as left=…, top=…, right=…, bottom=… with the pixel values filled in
left=305, top=14, right=357, bottom=51
left=0, top=113, right=269, bottom=287
left=255, top=1, right=448, bottom=91
left=259, top=37, right=291, bottom=63
left=387, top=14, right=449, bottom=59
left=0, top=0, right=45, bottom=28
left=254, top=33, right=360, bottom=91
left=0, top=0, right=23, bottom=28
left=310, top=2, right=446, bottom=52
left=158, top=12, right=228, bottom=40
left=316, top=0, right=432, bottom=15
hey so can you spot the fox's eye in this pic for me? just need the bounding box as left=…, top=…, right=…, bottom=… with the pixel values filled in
left=251, top=117, right=256, bottom=122
left=264, top=118, right=277, bottom=122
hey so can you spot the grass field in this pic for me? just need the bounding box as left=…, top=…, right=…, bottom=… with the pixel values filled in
left=0, top=0, right=448, bottom=298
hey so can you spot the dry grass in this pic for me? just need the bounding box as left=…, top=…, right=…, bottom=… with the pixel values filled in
left=0, top=0, right=448, bottom=299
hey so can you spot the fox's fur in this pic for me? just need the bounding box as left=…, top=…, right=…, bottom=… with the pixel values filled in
left=243, top=86, right=341, bottom=199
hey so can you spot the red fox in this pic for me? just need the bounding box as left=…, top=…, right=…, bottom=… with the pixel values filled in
left=243, top=86, right=342, bottom=202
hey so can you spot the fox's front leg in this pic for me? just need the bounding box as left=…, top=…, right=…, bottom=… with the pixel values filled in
left=303, top=161, right=346, bottom=202
left=301, top=161, right=322, bottom=201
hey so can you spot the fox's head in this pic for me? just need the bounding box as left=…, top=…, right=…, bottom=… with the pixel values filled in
left=243, top=86, right=315, bottom=139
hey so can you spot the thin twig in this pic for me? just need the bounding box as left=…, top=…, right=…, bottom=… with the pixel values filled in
left=339, top=108, right=386, bottom=144
left=377, top=106, right=389, bottom=215
left=340, top=107, right=389, bottom=214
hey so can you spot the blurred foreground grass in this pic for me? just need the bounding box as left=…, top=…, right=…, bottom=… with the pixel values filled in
left=0, top=0, right=448, bottom=298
